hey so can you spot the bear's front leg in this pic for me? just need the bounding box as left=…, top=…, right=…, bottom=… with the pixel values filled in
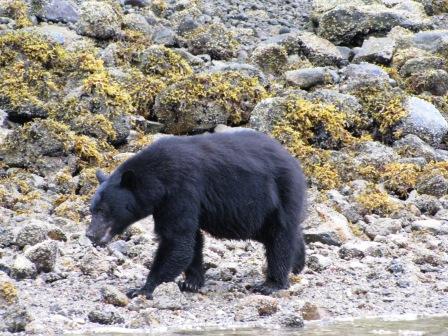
left=127, top=232, right=196, bottom=299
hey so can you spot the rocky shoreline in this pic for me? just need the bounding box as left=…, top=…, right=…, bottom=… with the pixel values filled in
left=0, top=0, right=448, bottom=334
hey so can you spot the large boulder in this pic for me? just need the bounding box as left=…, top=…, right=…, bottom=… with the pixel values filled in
left=76, top=1, right=122, bottom=40
left=33, top=0, right=80, bottom=24
left=314, top=0, right=430, bottom=46
left=400, top=97, right=448, bottom=146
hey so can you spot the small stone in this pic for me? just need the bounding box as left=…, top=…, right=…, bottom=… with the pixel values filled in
left=24, top=240, right=58, bottom=273
left=0, top=276, right=18, bottom=307
left=285, top=67, right=333, bottom=89
left=388, top=259, right=405, bottom=274
left=101, top=285, right=129, bottom=307
left=412, top=219, right=447, bottom=235
left=76, top=1, right=122, bottom=40
left=33, top=0, right=80, bottom=24
left=250, top=44, right=288, bottom=75
left=10, top=255, right=37, bottom=280
left=364, top=217, right=402, bottom=239
left=401, top=97, right=448, bottom=146
left=88, top=308, right=125, bottom=325
left=15, top=220, right=48, bottom=248
left=413, top=195, right=442, bottom=216
left=353, top=37, right=395, bottom=65
left=301, top=302, right=321, bottom=320
left=416, top=174, right=448, bottom=198
left=152, top=282, right=187, bottom=310
left=279, top=313, right=304, bottom=328
left=339, top=241, right=384, bottom=260
left=79, top=248, right=111, bottom=276
left=235, top=295, right=278, bottom=321
left=4, top=304, right=32, bottom=333
left=307, top=254, right=332, bottom=272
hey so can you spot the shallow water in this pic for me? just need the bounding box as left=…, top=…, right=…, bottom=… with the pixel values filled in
left=70, top=316, right=448, bottom=336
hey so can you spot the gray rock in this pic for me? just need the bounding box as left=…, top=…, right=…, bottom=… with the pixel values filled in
left=152, top=282, right=187, bottom=310
left=279, top=314, right=305, bottom=328
left=303, top=204, right=354, bottom=246
left=250, top=43, right=288, bottom=75
left=15, top=220, right=48, bottom=248
left=22, top=25, right=90, bottom=50
left=152, top=26, right=177, bottom=46
left=79, top=248, right=111, bottom=276
left=339, top=241, right=384, bottom=260
left=24, top=240, right=58, bottom=273
left=307, top=254, right=333, bottom=272
left=364, top=217, right=402, bottom=239
left=33, top=0, right=80, bottom=23
left=353, top=141, right=400, bottom=168
left=249, top=97, right=288, bottom=134
left=412, top=195, right=443, bottom=215
left=416, top=174, right=448, bottom=198
left=10, top=255, right=37, bottom=280
left=394, top=134, right=444, bottom=162
left=411, top=30, right=448, bottom=53
left=340, top=62, right=391, bottom=87
left=76, top=1, right=122, bottom=39
left=183, top=23, right=239, bottom=60
left=122, top=13, right=153, bottom=35
left=285, top=67, right=334, bottom=89
left=412, top=219, right=448, bottom=235
left=123, top=0, right=150, bottom=7
left=208, top=61, right=268, bottom=86
left=270, top=31, right=348, bottom=66
left=353, top=37, right=395, bottom=65
left=399, top=57, right=447, bottom=78
left=3, top=304, right=32, bottom=333
left=88, top=308, right=125, bottom=325
left=401, top=96, right=448, bottom=146
left=0, top=226, right=15, bottom=248
left=101, top=285, right=129, bottom=307
left=316, top=2, right=429, bottom=46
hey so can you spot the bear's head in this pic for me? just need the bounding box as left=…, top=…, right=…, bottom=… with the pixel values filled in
left=86, top=169, right=142, bottom=246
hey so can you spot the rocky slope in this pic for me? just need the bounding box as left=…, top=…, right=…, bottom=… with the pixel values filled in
left=0, top=0, right=448, bottom=334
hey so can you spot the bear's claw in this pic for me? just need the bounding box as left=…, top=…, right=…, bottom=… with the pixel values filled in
left=252, top=281, right=288, bottom=295
left=178, top=281, right=201, bottom=293
left=126, top=287, right=153, bottom=300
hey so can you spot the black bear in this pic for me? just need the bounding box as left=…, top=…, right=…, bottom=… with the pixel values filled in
left=86, top=130, right=307, bottom=298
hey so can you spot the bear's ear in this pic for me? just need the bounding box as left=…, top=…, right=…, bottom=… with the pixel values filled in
left=96, top=169, right=109, bottom=184
left=120, top=170, right=136, bottom=190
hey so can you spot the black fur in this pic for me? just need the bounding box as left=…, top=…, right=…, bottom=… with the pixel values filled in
left=86, top=131, right=307, bottom=298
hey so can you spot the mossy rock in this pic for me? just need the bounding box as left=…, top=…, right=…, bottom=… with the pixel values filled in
left=154, top=71, right=267, bottom=134
left=183, top=23, right=239, bottom=60
left=250, top=44, right=288, bottom=75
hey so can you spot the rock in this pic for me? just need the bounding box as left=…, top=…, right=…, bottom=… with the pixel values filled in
left=76, top=1, right=122, bottom=40
left=183, top=23, right=239, bottom=60
left=399, top=57, right=447, bottom=78
left=303, top=204, right=354, bottom=246
left=10, top=255, right=37, bottom=280
left=339, top=241, right=384, bottom=260
left=271, top=31, right=348, bottom=66
left=354, top=141, right=400, bottom=168
left=208, top=62, right=268, bottom=87
left=152, top=282, right=187, bottom=310
left=123, top=0, right=150, bottom=7
left=154, top=72, right=266, bottom=134
left=101, top=285, right=129, bottom=307
left=0, top=226, right=15, bottom=248
left=279, top=313, right=305, bottom=328
left=250, top=44, right=288, bottom=75
left=307, top=254, right=332, bottom=272
left=33, top=0, right=80, bottom=24
left=14, top=220, right=48, bottom=248
left=88, top=308, right=125, bottom=325
left=416, top=174, right=448, bottom=197
left=249, top=97, right=287, bottom=134
left=407, top=69, right=448, bottom=96
left=24, top=240, right=58, bottom=273
left=364, top=217, right=402, bottom=239
left=285, top=67, right=335, bottom=89
left=0, top=276, right=18, bottom=307
left=3, top=304, right=32, bottom=333
left=79, top=248, right=111, bottom=276
left=122, top=13, right=153, bottom=35
left=412, top=219, right=448, bottom=235
left=235, top=295, right=278, bottom=321
left=410, top=30, right=448, bottom=54
left=340, top=63, right=391, bottom=87
left=353, top=37, right=395, bottom=65
left=23, top=24, right=89, bottom=50
left=394, top=135, right=445, bottom=162
left=388, top=258, right=405, bottom=274
left=301, top=302, right=321, bottom=320
left=412, top=195, right=443, bottom=215
left=152, top=26, right=177, bottom=46
left=315, top=1, right=429, bottom=46
left=401, top=96, right=448, bottom=146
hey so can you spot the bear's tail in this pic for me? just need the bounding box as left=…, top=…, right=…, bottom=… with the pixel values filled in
left=292, top=234, right=306, bottom=274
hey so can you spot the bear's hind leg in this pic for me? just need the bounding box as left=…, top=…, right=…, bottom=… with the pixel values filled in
left=179, top=230, right=205, bottom=292
left=292, top=232, right=306, bottom=274
left=253, top=227, right=294, bottom=295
